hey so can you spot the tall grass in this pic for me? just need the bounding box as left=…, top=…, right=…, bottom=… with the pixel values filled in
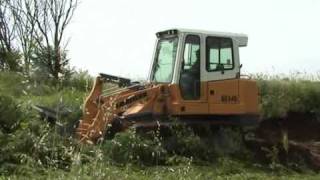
left=254, top=72, right=320, bottom=118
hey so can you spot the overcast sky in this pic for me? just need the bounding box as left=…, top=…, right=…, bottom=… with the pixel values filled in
left=66, top=0, right=320, bottom=79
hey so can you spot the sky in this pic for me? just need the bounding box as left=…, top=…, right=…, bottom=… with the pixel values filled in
left=66, top=0, right=320, bottom=80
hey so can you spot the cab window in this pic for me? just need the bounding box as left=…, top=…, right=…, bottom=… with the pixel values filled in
left=183, top=35, right=200, bottom=70
left=206, top=37, right=233, bottom=71
left=179, top=35, right=201, bottom=100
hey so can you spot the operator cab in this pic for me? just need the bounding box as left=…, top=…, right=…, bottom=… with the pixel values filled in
left=149, top=29, right=248, bottom=101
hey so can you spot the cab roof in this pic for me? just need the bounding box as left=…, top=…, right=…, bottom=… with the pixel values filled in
left=156, top=28, right=248, bottom=47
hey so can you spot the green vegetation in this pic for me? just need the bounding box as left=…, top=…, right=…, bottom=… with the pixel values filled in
left=255, top=72, right=320, bottom=118
left=1, top=71, right=320, bottom=179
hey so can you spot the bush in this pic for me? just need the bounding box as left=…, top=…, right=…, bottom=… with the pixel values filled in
left=0, top=72, right=25, bottom=97
left=0, top=72, right=87, bottom=175
left=62, top=70, right=93, bottom=92
left=101, top=123, right=249, bottom=166
left=164, top=124, right=248, bottom=164
left=257, top=78, right=320, bottom=118
left=102, top=128, right=168, bottom=166
left=0, top=108, right=79, bottom=176
left=0, top=94, right=22, bottom=133
left=163, top=124, right=213, bottom=162
left=0, top=50, right=22, bottom=72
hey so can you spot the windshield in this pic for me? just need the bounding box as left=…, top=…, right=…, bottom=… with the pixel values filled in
left=151, top=37, right=178, bottom=83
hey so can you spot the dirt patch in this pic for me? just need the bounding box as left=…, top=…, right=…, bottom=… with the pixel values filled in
left=256, top=112, right=320, bottom=142
left=248, top=112, right=320, bottom=170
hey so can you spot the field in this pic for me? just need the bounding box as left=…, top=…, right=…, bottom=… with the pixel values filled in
left=1, top=71, right=320, bottom=179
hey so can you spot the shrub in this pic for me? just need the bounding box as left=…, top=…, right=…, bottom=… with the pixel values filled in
left=0, top=91, right=82, bottom=176
left=0, top=111, right=79, bottom=175
left=102, top=128, right=168, bottom=166
left=164, top=124, right=248, bottom=163
left=0, top=72, right=25, bottom=97
left=163, top=123, right=213, bottom=162
left=0, top=50, right=22, bottom=72
left=101, top=122, right=249, bottom=166
left=257, top=78, right=320, bottom=118
left=62, top=70, right=93, bottom=92
left=0, top=94, right=22, bottom=133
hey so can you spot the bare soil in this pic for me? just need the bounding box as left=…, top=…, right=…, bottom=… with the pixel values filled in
left=247, top=112, right=320, bottom=170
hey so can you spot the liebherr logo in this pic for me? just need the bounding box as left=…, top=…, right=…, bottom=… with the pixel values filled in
left=116, top=92, right=148, bottom=108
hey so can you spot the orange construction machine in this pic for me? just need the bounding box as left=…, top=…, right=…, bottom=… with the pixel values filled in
left=76, top=29, right=259, bottom=144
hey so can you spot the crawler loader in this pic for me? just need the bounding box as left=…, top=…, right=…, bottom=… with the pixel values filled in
left=76, top=29, right=260, bottom=144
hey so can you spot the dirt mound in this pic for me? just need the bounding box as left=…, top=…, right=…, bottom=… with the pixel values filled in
left=247, top=112, right=320, bottom=170
left=256, top=112, right=320, bottom=142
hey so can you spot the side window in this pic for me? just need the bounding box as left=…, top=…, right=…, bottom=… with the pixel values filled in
left=206, top=37, right=233, bottom=71
left=183, top=35, right=200, bottom=71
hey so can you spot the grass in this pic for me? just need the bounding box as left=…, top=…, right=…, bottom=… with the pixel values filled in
left=1, top=71, right=320, bottom=179
left=3, top=159, right=320, bottom=180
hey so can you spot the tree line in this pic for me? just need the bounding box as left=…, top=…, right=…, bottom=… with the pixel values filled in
left=0, top=0, right=78, bottom=81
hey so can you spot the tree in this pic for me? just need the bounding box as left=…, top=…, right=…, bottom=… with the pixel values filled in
left=7, top=0, right=38, bottom=73
left=3, top=0, right=78, bottom=79
left=31, top=0, right=78, bottom=80
left=0, top=0, right=14, bottom=53
left=32, top=46, right=71, bottom=81
left=0, top=0, right=21, bottom=71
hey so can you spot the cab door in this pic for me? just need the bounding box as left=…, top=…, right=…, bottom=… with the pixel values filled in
left=177, top=34, right=208, bottom=114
